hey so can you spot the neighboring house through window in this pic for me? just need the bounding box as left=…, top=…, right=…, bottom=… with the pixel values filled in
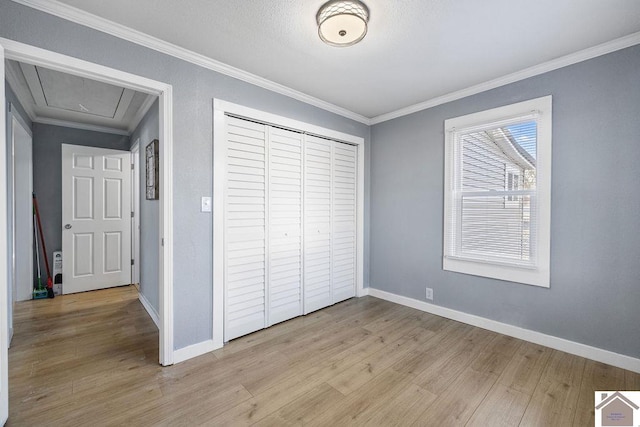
left=443, top=96, right=552, bottom=287
left=506, top=170, right=519, bottom=202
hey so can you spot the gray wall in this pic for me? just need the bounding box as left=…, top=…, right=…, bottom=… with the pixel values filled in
left=129, top=99, right=159, bottom=312
left=370, top=45, right=640, bottom=359
left=32, top=123, right=130, bottom=271
left=0, top=1, right=370, bottom=349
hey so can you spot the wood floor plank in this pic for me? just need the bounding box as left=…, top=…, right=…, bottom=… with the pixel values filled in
left=327, top=327, right=435, bottom=395
left=572, top=360, right=627, bottom=427
left=361, top=304, right=418, bottom=333
left=242, top=328, right=371, bottom=396
left=392, top=322, right=464, bottom=378
left=412, top=325, right=494, bottom=394
left=496, top=341, right=552, bottom=394
left=626, top=369, right=640, bottom=390
left=470, top=334, right=523, bottom=377
left=466, top=383, right=530, bottom=427
left=414, top=367, right=497, bottom=426
left=7, top=287, right=636, bottom=426
left=265, top=382, right=345, bottom=425
left=209, top=355, right=352, bottom=425
left=307, top=368, right=412, bottom=426
left=322, top=310, right=429, bottom=368
left=519, top=350, right=585, bottom=427
left=212, top=310, right=331, bottom=358
left=359, top=383, right=437, bottom=426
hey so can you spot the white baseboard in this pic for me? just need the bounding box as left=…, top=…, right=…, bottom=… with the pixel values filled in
left=138, top=292, right=159, bottom=329
left=367, top=288, right=640, bottom=374
left=173, top=339, right=220, bottom=364
left=357, top=287, right=370, bottom=297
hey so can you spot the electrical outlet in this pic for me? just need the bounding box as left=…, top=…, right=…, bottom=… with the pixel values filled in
left=425, top=287, right=433, bottom=301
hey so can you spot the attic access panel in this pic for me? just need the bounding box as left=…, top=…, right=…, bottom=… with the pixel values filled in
left=20, top=63, right=134, bottom=119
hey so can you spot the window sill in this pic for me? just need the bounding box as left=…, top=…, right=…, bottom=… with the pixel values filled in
left=443, top=256, right=549, bottom=288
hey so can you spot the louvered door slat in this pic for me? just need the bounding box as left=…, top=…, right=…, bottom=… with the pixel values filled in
left=224, top=117, right=267, bottom=341
left=268, top=127, right=303, bottom=325
left=303, top=136, right=333, bottom=313
left=332, top=142, right=357, bottom=303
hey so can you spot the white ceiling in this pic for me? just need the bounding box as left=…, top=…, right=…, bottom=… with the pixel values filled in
left=6, top=59, right=155, bottom=134
left=32, top=0, right=640, bottom=120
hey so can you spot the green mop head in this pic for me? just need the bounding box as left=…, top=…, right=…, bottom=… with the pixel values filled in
left=33, top=288, right=48, bottom=299
left=33, top=275, right=47, bottom=300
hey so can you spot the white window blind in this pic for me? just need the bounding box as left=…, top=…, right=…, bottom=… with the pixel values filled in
left=443, top=96, right=552, bottom=287
left=452, top=116, right=538, bottom=265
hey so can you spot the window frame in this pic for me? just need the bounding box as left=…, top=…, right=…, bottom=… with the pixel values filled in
left=443, top=96, right=552, bottom=288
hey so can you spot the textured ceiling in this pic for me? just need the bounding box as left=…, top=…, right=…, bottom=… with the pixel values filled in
left=50, top=0, right=640, bottom=119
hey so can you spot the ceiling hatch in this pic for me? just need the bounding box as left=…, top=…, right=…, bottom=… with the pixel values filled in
left=6, top=59, right=155, bottom=135
left=21, top=63, right=134, bottom=120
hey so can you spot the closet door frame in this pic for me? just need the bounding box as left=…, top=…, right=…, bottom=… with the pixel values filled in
left=213, top=99, right=365, bottom=348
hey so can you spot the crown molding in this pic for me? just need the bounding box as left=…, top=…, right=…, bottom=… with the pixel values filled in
left=34, top=117, right=130, bottom=136
left=11, top=0, right=371, bottom=125
left=370, top=31, right=640, bottom=125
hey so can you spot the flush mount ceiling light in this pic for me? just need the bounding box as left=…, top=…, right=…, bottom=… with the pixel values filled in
left=317, top=0, right=369, bottom=47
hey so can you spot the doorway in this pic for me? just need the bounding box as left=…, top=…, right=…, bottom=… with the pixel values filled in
left=0, top=38, right=175, bottom=376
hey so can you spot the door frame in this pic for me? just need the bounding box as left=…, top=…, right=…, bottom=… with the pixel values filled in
left=0, top=42, right=8, bottom=424
left=212, top=99, right=365, bottom=349
left=130, top=139, right=141, bottom=287
left=0, top=38, right=175, bottom=366
left=10, top=111, right=33, bottom=307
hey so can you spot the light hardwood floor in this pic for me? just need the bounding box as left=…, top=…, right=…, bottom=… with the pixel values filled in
left=8, top=286, right=639, bottom=426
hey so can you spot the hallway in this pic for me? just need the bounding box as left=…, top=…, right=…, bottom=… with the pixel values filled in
left=8, top=286, right=158, bottom=425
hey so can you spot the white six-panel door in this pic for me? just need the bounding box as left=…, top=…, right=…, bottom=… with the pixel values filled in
left=223, top=116, right=356, bottom=341
left=61, top=144, right=132, bottom=294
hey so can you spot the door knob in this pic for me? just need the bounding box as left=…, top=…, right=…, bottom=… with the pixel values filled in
left=65, top=224, right=72, bottom=229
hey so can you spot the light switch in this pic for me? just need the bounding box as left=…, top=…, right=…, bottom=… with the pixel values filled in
left=201, top=196, right=212, bottom=212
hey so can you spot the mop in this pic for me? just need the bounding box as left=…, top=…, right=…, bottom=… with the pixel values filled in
left=32, top=208, right=48, bottom=299
left=33, top=193, right=55, bottom=299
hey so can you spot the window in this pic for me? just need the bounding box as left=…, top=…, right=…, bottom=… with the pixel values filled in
left=443, top=96, right=552, bottom=287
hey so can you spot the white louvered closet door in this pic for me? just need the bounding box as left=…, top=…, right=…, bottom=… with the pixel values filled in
left=303, top=136, right=333, bottom=313
left=224, top=116, right=357, bottom=340
left=332, top=142, right=357, bottom=302
left=267, top=127, right=303, bottom=325
left=224, top=117, right=267, bottom=341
